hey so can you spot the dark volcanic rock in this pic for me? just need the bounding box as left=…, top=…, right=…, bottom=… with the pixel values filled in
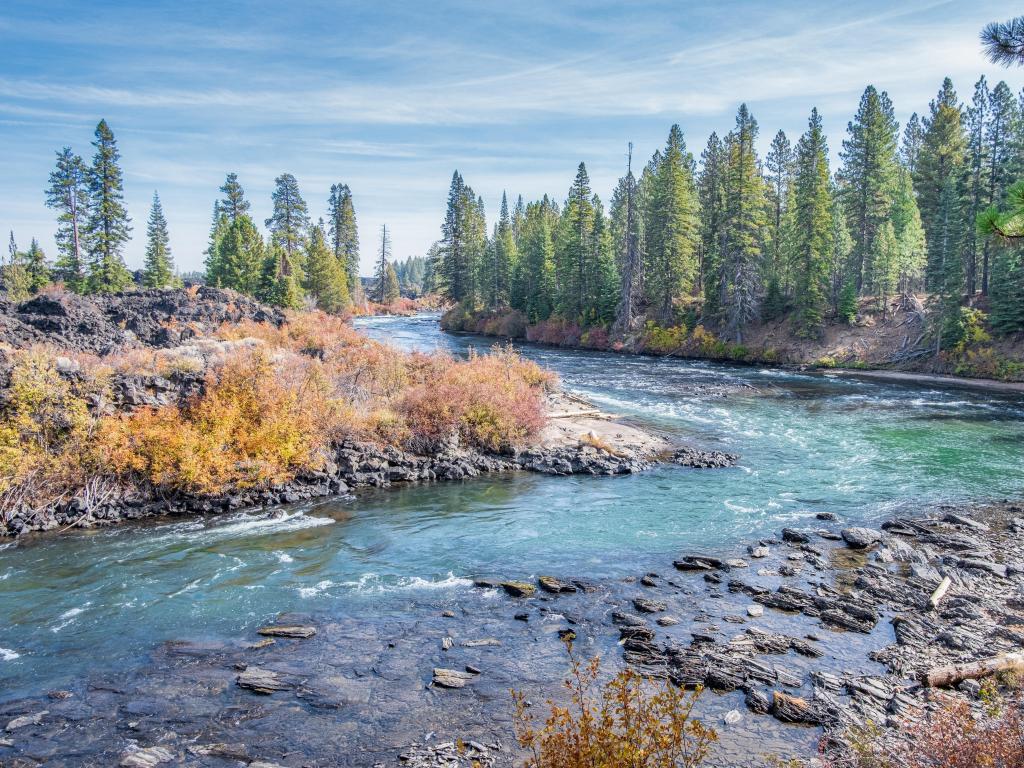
left=671, top=446, right=739, bottom=469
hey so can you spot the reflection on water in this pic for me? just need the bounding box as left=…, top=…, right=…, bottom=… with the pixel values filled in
left=1, top=313, right=1022, bottom=699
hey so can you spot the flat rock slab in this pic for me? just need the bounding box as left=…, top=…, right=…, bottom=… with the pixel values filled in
left=500, top=581, right=536, bottom=597
left=538, top=576, right=577, bottom=593
left=120, top=746, right=175, bottom=767
left=633, top=597, right=667, bottom=613
left=6, top=711, right=47, bottom=731
left=432, top=668, right=477, bottom=689
left=236, top=667, right=292, bottom=694
left=256, top=625, right=316, bottom=639
left=841, top=527, right=882, bottom=548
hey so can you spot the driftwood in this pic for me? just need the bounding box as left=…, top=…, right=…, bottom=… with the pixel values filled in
left=922, top=651, right=1024, bottom=688
left=927, top=575, right=952, bottom=610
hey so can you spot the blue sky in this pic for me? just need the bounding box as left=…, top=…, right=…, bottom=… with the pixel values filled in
left=1, top=0, right=1021, bottom=276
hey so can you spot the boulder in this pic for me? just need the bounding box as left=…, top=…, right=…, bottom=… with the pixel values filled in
left=841, top=527, right=883, bottom=548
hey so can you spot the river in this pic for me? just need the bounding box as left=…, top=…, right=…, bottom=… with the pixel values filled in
left=2, top=314, right=1023, bottom=707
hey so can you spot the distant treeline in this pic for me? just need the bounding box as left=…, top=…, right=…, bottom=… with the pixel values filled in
left=433, top=77, right=1024, bottom=344
left=4, top=122, right=429, bottom=311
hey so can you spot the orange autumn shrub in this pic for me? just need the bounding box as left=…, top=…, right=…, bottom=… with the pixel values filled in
left=98, top=349, right=342, bottom=495
left=511, top=641, right=716, bottom=768
left=399, top=345, right=552, bottom=453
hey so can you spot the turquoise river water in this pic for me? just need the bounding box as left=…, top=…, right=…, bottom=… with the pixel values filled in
left=1, top=314, right=1022, bottom=700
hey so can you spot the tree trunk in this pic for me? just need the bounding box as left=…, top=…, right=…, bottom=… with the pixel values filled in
left=922, top=652, right=1024, bottom=688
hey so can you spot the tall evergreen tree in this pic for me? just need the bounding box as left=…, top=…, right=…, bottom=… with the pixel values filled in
left=764, top=129, right=794, bottom=310
left=518, top=198, right=557, bottom=322
left=963, top=76, right=990, bottom=296
left=914, top=78, right=968, bottom=291
left=717, top=105, right=768, bottom=342
left=142, top=192, right=175, bottom=288
left=554, top=163, right=597, bottom=321
left=45, top=147, right=89, bottom=293
left=1, top=233, right=31, bottom=301
left=790, top=109, right=834, bottom=336
left=84, top=119, right=133, bottom=293
left=383, top=262, right=401, bottom=304
left=219, top=173, right=250, bottom=223
left=837, top=85, right=900, bottom=294
left=327, top=183, right=360, bottom=294
left=23, top=239, right=49, bottom=293
left=900, top=113, right=924, bottom=173
left=889, top=168, right=928, bottom=295
left=265, top=173, right=309, bottom=270
left=644, top=125, right=699, bottom=321
left=257, top=243, right=303, bottom=309
left=375, top=225, right=393, bottom=303
left=214, top=215, right=265, bottom=295
left=611, top=144, right=642, bottom=333
left=304, top=219, right=349, bottom=312
left=698, top=133, right=727, bottom=321
left=982, top=81, right=1020, bottom=293
left=483, top=192, right=516, bottom=309
left=438, top=171, right=485, bottom=307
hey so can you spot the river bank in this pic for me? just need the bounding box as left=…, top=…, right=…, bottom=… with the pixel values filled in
left=441, top=302, right=1024, bottom=387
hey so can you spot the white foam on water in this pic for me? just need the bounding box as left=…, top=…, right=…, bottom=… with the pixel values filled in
left=167, top=578, right=202, bottom=598
left=297, top=579, right=334, bottom=598
left=0, top=647, right=20, bottom=661
left=274, top=551, right=295, bottom=563
left=51, top=603, right=90, bottom=633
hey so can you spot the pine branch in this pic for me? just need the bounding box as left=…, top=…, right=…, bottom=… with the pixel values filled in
left=981, top=17, right=1024, bottom=67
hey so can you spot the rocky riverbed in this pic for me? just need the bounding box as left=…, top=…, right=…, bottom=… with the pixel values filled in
left=2, top=500, right=1020, bottom=766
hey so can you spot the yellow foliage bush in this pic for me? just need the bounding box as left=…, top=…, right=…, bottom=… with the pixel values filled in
left=512, top=641, right=716, bottom=768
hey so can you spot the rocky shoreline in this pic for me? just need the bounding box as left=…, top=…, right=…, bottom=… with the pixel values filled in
left=2, top=393, right=737, bottom=538
left=2, top=500, right=1019, bottom=766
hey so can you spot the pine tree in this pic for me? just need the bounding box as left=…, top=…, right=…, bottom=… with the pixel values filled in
left=519, top=198, right=557, bottom=322
left=930, top=177, right=966, bottom=351
left=790, top=109, right=834, bottom=337
left=1, top=232, right=31, bottom=301
left=644, top=125, right=699, bottom=322
left=257, top=243, right=303, bottom=309
left=383, top=262, right=401, bottom=304
left=142, top=192, right=176, bottom=288
left=963, top=76, right=990, bottom=296
left=304, top=219, right=349, bottom=312
left=718, top=105, right=768, bottom=342
left=837, top=85, right=900, bottom=294
left=219, top=173, right=250, bottom=223
left=23, top=239, right=49, bottom=293
left=555, top=163, right=597, bottom=321
left=45, top=147, right=89, bottom=293
left=327, top=183, right=360, bottom=294
left=829, top=196, right=854, bottom=314
left=215, top=215, right=265, bottom=295
left=484, top=192, right=516, bottom=309
left=981, top=16, right=1024, bottom=67
left=889, top=168, right=927, bottom=294
left=611, top=144, right=642, bottom=333
left=204, top=203, right=230, bottom=286
left=900, top=113, right=924, bottom=173
left=84, top=120, right=133, bottom=293
left=438, top=171, right=484, bottom=307
left=915, top=78, right=968, bottom=292
left=764, top=129, right=794, bottom=308
left=265, top=173, right=309, bottom=272
left=698, top=133, right=727, bottom=321
left=982, top=82, right=1020, bottom=293
left=375, top=225, right=393, bottom=304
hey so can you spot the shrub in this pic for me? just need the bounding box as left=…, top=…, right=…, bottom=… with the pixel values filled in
left=398, top=346, right=551, bottom=453
left=833, top=691, right=1024, bottom=768
left=511, top=640, right=716, bottom=768
left=580, top=326, right=610, bottom=350
left=98, top=349, right=336, bottom=495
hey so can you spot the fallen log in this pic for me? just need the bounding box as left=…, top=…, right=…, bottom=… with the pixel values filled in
left=927, top=575, right=952, bottom=610
left=922, top=652, right=1024, bottom=688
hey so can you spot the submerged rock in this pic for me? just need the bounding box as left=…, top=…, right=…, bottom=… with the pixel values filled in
left=500, top=581, right=536, bottom=597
